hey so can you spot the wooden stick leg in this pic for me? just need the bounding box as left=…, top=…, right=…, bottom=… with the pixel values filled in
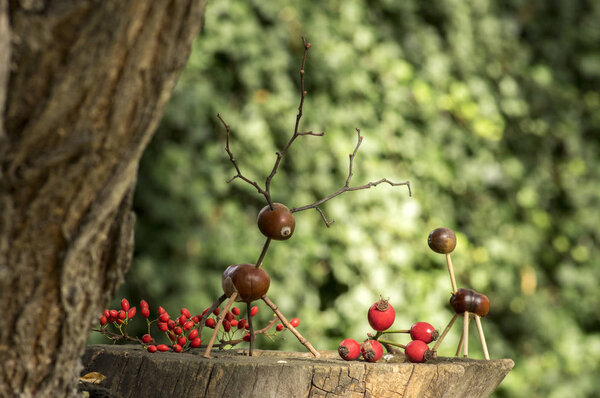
left=262, top=295, right=320, bottom=358
left=462, top=311, right=470, bottom=358
left=445, top=253, right=458, bottom=294
left=247, top=302, right=254, bottom=356
left=433, top=313, right=458, bottom=352
left=455, top=328, right=464, bottom=357
left=203, top=292, right=237, bottom=358
left=475, top=315, right=490, bottom=360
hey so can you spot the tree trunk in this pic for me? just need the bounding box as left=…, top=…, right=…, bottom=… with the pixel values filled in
left=0, top=1, right=206, bottom=396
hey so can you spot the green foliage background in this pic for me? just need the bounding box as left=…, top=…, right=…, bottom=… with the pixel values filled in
left=107, top=1, right=600, bottom=396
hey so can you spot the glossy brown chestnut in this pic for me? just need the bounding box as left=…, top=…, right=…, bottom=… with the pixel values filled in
left=428, top=227, right=457, bottom=254
left=257, top=203, right=295, bottom=240
left=450, top=288, right=490, bottom=317
left=222, top=263, right=270, bottom=303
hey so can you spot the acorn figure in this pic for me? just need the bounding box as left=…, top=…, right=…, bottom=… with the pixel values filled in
left=428, top=227, right=491, bottom=360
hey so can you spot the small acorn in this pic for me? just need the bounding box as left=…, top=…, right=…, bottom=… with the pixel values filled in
left=450, top=288, right=490, bottom=317
left=257, top=203, right=295, bottom=240
left=428, top=227, right=457, bottom=254
left=222, top=264, right=271, bottom=303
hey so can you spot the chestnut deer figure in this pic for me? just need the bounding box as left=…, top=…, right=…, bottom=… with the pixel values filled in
left=428, top=228, right=490, bottom=360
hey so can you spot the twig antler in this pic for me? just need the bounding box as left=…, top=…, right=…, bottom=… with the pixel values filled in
left=218, top=37, right=323, bottom=209
left=290, top=128, right=412, bottom=226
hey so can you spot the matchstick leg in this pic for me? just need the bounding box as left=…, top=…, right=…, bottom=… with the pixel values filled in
left=475, top=315, right=490, bottom=360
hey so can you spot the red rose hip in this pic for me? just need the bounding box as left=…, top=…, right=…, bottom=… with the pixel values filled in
left=367, top=298, right=395, bottom=331
left=338, top=338, right=361, bottom=361
left=404, top=340, right=431, bottom=363
left=361, top=340, right=383, bottom=362
left=410, top=322, right=439, bottom=344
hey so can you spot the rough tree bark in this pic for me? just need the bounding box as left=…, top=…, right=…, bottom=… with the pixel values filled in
left=0, top=1, right=207, bottom=396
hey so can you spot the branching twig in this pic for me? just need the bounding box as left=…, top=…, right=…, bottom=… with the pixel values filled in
left=291, top=128, right=412, bottom=226
left=315, top=207, right=334, bottom=228
left=217, top=113, right=270, bottom=199
left=93, top=328, right=143, bottom=345
left=264, top=36, right=320, bottom=207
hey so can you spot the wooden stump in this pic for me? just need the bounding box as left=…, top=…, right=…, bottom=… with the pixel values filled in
left=82, top=345, right=513, bottom=397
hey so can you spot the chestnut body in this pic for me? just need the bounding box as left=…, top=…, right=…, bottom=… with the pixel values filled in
left=428, top=227, right=457, bottom=254
left=450, top=288, right=490, bottom=317
left=257, top=203, right=295, bottom=240
left=222, top=264, right=270, bottom=302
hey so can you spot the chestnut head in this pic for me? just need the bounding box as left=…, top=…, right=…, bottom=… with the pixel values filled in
left=450, top=288, right=490, bottom=317
left=257, top=203, right=295, bottom=240
left=222, top=263, right=270, bottom=303
left=428, top=227, right=457, bottom=254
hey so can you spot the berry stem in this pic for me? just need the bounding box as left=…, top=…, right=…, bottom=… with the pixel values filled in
left=377, top=339, right=406, bottom=349
left=203, top=292, right=238, bottom=358
left=475, top=315, right=490, bottom=360
left=262, top=295, right=320, bottom=357
left=381, top=329, right=410, bottom=334
left=255, top=238, right=271, bottom=269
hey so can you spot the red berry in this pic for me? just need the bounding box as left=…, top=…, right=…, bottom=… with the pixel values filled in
left=190, top=338, right=202, bottom=348
left=159, top=313, right=170, bottom=323
left=157, top=344, right=169, bottom=352
left=367, top=298, right=395, bottom=331
left=142, top=334, right=152, bottom=344
left=183, top=321, right=194, bottom=331
left=232, top=307, right=241, bottom=316
left=172, top=344, right=182, bottom=353
left=158, top=322, right=169, bottom=332
left=167, top=332, right=177, bottom=342
left=338, top=338, right=361, bottom=361
left=177, top=336, right=187, bottom=346
left=201, top=308, right=210, bottom=317
left=116, top=319, right=124, bottom=325
left=361, top=340, right=383, bottom=362
left=250, top=306, right=258, bottom=317
left=140, top=300, right=149, bottom=308
left=141, top=307, right=150, bottom=318
left=237, top=319, right=247, bottom=329
left=213, top=307, right=220, bottom=316
left=99, top=316, right=107, bottom=326
left=206, top=318, right=216, bottom=328
left=167, top=320, right=176, bottom=330
left=230, top=319, right=238, bottom=327
left=127, top=307, right=136, bottom=318
left=118, top=310, right=127, bottom=320
left=276, top=324, right=284, bottom=332
left=410, top=322, right=438, bottom=344
left=178, top=315, right=187, bottom=326
left=109, top=309, right=119, bottom=319
left=121, top=298, right=130, bottom=312
left=147, top=345, right=157, bottom=353
left=188, top=329, right=199, bottom=340
left=174, top=327, right=183, bottom=336
left=405, top=340, right=431, bottom=363
left=191, top=316, right=199, bottom=323
left=158, top=306, right=166, bottom=315
left=290, top=318, right=300, bottom=328
left=223, top=319, right=231, bottom=332
left=103, top=309, right=110, bottom=318
left=243, top=333, right=254, bottom=342
left=180, top=308, right=191, bottom=318
left=225, top=312, right=235, bottom=322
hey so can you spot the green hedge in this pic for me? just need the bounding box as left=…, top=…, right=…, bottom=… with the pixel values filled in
left=109, top=1, right=600, bottom=396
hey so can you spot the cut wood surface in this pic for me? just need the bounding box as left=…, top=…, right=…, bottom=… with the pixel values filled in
left=83, top=345, right=513, bottom=398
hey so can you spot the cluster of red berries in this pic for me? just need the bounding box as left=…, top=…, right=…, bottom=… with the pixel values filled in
left=337, top=297, right=438, bottom=363
left=98, top=298, right=299, bottom=353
